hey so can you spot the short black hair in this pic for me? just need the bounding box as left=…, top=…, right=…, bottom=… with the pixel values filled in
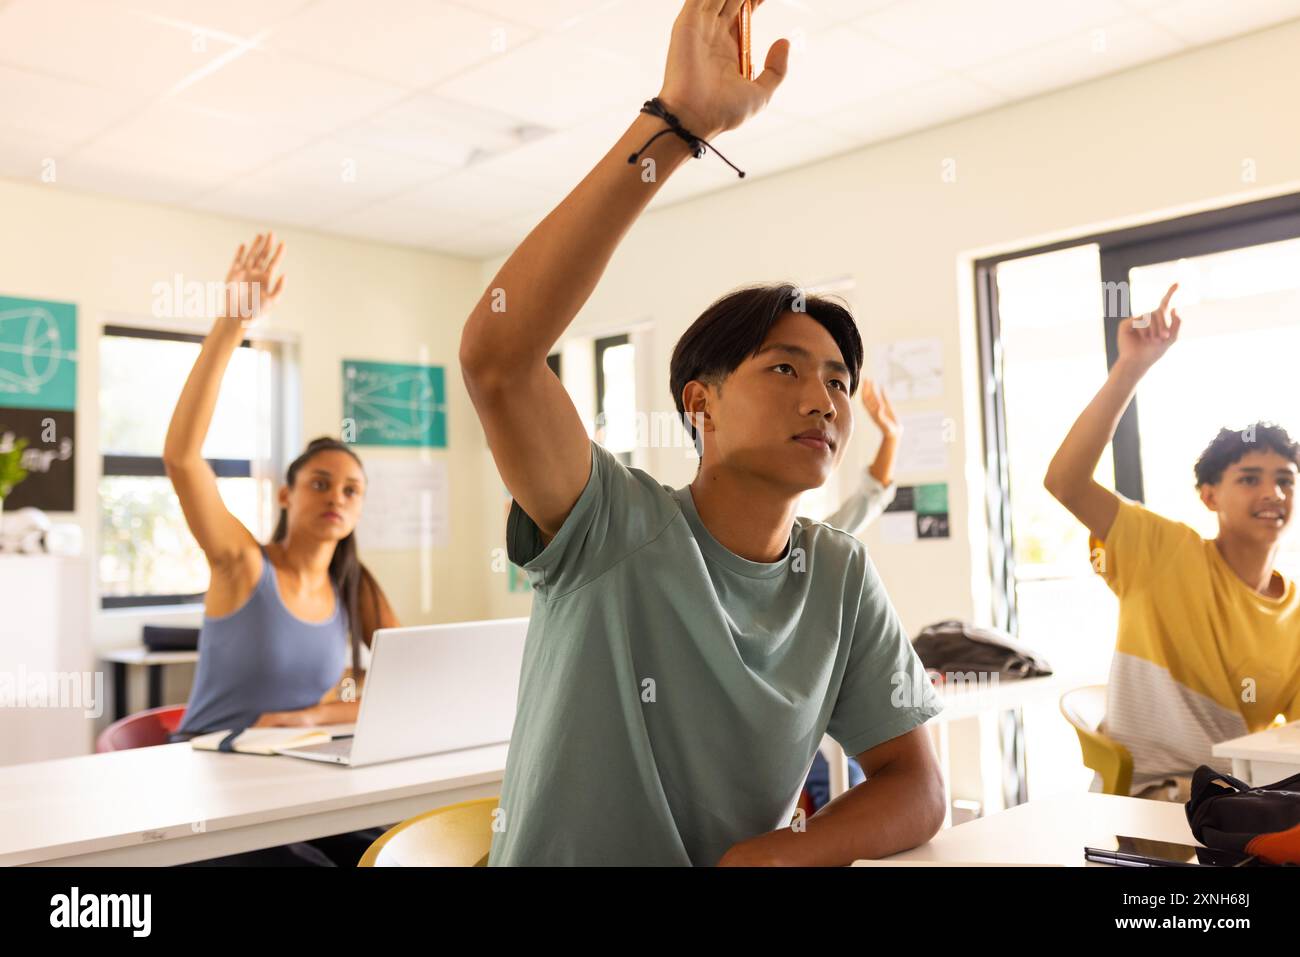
left=669, top=282, right=863, bottom=443
left=1193, top=421, right=1300, bottom=487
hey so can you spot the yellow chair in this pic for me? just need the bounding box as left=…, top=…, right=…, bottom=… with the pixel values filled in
left=358, top=797, right=499, bottom=867
left=1060, top=685, right=1133, bottom=796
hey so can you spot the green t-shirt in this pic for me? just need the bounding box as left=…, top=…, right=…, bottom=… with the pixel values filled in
left=487, top=440, right=942, bottom=866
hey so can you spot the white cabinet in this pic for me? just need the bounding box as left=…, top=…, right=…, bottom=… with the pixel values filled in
left=0, top=555, right=94, bottom=765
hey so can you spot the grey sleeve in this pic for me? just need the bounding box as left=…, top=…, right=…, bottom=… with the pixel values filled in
left=505, top=440, right=676, bottom=596
left=823, top=470, right=897, bottom=535
left=826, top=553, right=943, bottom=757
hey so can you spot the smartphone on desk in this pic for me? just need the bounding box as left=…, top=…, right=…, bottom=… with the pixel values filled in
left=1085, top=835, right=1258, bottom=867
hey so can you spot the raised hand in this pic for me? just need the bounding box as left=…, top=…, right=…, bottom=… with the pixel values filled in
left=221, top=232, right=285, bottom=327
left=1117, top=282, right=1181, bottom=370
left=861, top=378, right=901, bottom=439
left=658, top=0, right=790, bottom=139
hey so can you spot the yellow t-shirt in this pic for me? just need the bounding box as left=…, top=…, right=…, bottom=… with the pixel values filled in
left=1090, top=498, right=1300, bottom=790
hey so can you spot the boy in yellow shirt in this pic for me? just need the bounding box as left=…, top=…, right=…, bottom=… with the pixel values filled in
left=1044, top=283, right=1300, bottom=800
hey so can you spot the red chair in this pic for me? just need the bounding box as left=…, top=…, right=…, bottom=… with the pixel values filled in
left=96, top=705, right=187, bottom=752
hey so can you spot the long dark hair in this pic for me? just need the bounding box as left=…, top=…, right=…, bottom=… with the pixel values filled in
left=271, top=436, right=385, bottom=688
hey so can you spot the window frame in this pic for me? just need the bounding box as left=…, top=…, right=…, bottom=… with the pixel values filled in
left=594, top=332, right=632, bottom=467
left=974, top=192, right=1300, bottom=632
left=98, top=323, right=283, bottom=610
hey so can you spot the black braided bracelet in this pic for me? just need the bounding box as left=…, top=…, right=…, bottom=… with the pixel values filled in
left=627, top=97, right=746, bottom=178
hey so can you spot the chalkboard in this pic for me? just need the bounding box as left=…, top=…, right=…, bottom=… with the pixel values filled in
left=0, top=407, right=75, bottom=511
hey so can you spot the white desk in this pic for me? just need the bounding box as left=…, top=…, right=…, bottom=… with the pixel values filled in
left=0, top=741, right=508, bottom=866
left=1212, top=720, right=1300, bottom=787
left=100, top=646, right=200, bottom=720
left=821, top=671, right=1106, bottom=821
left=862, top=792, right=1195, bottom=866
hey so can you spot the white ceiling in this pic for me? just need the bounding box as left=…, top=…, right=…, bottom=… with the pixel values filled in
left=2, top=0, right=1298, bottom=259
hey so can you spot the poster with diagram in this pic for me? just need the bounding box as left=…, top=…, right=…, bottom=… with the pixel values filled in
left=342, top=360, right=446, bottom=448
left=0, top=296, right=77, bottom=510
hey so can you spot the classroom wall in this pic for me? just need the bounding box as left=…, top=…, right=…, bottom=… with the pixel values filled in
left=4, top=17, right=1299, bottom=743
left=479, top=17, right=1300, bottom=640
left=0, top=179, right=486, bottom=679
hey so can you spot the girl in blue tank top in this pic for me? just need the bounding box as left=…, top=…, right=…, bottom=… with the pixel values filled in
left=160, top=235, right=400, bottom=865
left=164, top=233, right=399, bottom=738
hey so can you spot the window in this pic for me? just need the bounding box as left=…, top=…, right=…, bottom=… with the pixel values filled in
left=976, top=192, right=1300, bottom=799
left=99, top=326, right=288, bottom=608
left=594, top=333, right=634, bottom=467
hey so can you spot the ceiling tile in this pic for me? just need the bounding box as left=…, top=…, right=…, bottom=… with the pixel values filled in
left=770, top=26, right=942, bottom=117
left=790, top=0, right=901, bottom=23
left=436, top=34, right=651, bottom=129
left=334, top=91, right=541, bottom=168
left=0, top=63, right=144, bottom=149
left=855, top=0, right=1131, bottom=72
left=269, top=0, right=537, bottom=88
left=967, top=15, right=1186, bottom=98
left=547, top=0, right=678, bottom=73
left=0, top=127, right=70, bottom=184
left=70, top=102, right=312, bottom=178
left=0, top=0, right=242, bottom=97
left=173, top=47, right=411, bottom=135
left=1143, top=0, right=1300, bottom=45
left=469, top=108, right=633, bottom=188
left=189, top=140, right=453, bottom=227
left=56, top=146, right=236, bottom=205
left=450, top=0, right=623, bottom=32
left=102, top=0, right=315, bottom=39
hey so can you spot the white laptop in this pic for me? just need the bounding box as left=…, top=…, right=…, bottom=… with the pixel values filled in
left=273, top=617, right=528, bottom=767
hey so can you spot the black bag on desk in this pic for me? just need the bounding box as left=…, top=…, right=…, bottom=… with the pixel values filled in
left=912, top=620, right=1052, bottom=680
left=1185, top=765, right=1300, bottom=866
left=142, top=625, right=200, bottom=651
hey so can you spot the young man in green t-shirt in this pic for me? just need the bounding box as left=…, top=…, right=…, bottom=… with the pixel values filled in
left=460, top=0, right=945, bottom=866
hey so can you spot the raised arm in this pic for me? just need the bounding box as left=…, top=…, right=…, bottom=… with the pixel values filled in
left=824, top=381, right=899, bottom=534
left=1043, top=282, right=1181, bottom=540
left=162, top=233, right=284, bottom=570
left=458, top=0, right=789, bottom=542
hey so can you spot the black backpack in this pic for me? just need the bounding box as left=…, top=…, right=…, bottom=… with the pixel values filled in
left=912, top=620, right=1053, bottom=680
left=1185, top=765, right=1300, bottom=865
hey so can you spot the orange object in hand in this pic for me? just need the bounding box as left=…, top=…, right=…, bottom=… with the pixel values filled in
left=738, top=0, right=753, bottom=80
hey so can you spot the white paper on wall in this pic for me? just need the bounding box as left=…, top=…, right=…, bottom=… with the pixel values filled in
left=896, top=411, right=951, bottom=474
left=873, top=338, right=944, bottom=401
left=354, top=458, right=448, bottom=551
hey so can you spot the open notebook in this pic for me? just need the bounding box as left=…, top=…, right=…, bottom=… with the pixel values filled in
left=189, top=724, right=356, bottom=756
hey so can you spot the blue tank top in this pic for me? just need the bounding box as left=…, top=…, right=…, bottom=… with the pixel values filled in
left=176, top=546, right=350, bottom=735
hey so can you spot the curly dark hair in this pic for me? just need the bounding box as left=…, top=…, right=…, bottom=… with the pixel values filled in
left=1192, top=422, right=1300, bottom=487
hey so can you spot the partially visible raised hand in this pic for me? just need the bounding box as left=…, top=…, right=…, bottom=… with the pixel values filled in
left=221, top=232, right=285, bottom=327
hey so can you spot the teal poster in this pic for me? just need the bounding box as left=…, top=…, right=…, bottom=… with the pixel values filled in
left=342, top=360, right=446, bottom=448
left=0, top=296, right=77, bottom=411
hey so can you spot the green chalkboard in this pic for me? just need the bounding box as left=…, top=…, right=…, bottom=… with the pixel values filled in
left=342, top=360, right=446, bottom=448
left=0, top=296, right=77, bottom=411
